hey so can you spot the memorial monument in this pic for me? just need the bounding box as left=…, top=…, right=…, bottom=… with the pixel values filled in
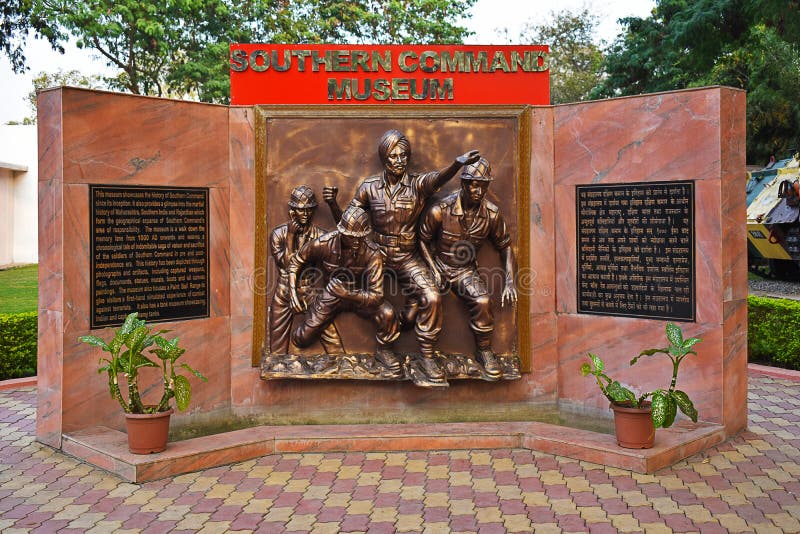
left=35, top=44, right=747, bottom=481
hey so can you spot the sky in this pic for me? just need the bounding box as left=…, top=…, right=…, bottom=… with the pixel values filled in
left=0, top=0, right=655, bottom=124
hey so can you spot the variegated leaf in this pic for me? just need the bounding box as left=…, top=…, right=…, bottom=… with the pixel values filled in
left=174, top=375, right=191, bottom=412
left=651, top=390, right=668, bottom=428
left=665, top=322, right=683, bottom=347
left=673, top=390, right=698, bottom=422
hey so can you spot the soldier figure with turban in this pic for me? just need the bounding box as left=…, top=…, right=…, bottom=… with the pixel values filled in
left=328, top=130, right=479, bottom=386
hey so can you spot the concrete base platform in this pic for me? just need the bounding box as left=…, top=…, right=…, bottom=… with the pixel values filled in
left=61, top=419, right=726, bottom=483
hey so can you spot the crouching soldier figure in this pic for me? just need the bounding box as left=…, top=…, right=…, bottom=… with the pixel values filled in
left=288, top=205, right=402, bottom=377
left=419, top=158, right=518, bottom=380
left=269, top=185, right=343, bottom=355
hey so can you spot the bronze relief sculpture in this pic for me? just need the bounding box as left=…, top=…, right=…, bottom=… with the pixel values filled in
left=261, top=130, right=522, bottom=387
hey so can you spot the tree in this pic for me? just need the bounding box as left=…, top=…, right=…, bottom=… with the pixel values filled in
left=1, top=0, right=61, bottom=72
left=594, top=0, right=800, bottom=163
left=517, top=8, right=603, bottom=104
left=31, top=0, right=476, bottom=104
left=23, top=69, right=103, bottom=123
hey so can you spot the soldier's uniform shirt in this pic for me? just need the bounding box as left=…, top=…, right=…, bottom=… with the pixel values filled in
left=419, top=191, right=511, bottom=277
left=268, top=223, right=342, bottom=354
left=288, top=232, right=399, bottom=348
left=349, top=171, right=444, bottom=355
left=419, top=192, right=512, bottom=348
left=351, top=171, right=441, bottom=256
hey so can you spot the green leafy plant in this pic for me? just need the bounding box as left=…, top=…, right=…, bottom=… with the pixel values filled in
left=581, top=322, right=701, bottom=429
left=78, top=312, right=207, bottom=414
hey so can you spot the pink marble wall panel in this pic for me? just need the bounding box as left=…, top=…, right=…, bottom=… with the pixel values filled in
left=209, top=186, right=231, bottom=318
left=553, top=88, right=746, bottom=429
left=720, top=90, right=748, bottom=303
left=37, top=90, right=64, bottom=314
left=36, top=89, right=64, bottom=447
left=719, top=89, right=748, bottom=434
left=39, top=88, right=232, bottom=437
left=228, top=107, right=258, bottom=406
left=60, top=89, right=228, bottom=187
left=529, top=312, right=558, bottom=398
left=228, top=107, right=256, bottom=318
left=529, top=107, right=556, bottom=312
left=36, top=310, right=63, bottom=447
left=555, top=90, right=722, bottom=186
left=61, top=184, right=91, bottom=332
left=528, top=107, right=557, bottom=396
left=693, top=179, right=723, bottom=325
left=722, top=299, right=748, bottom=432
left=230, top=316, right=261, bottom=407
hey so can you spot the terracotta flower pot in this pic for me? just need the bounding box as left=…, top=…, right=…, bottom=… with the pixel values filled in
left=610, top=402, right=654, bottom=449
left=124, top=408, right=173, bottom=454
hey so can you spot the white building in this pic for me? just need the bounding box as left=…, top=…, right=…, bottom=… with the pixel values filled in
left=0, top=124, right=38, bottom=266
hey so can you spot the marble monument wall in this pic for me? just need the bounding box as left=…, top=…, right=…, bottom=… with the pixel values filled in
left=36, top=86, right=746, bottom=448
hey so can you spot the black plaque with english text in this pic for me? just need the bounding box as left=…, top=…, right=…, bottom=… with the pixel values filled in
left=90, top=185, right=209, bottom=328
left=576, top=181, right=695, bottom=321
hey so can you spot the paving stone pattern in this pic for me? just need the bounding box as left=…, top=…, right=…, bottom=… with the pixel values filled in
left=1, top=374, right=799, bottom=533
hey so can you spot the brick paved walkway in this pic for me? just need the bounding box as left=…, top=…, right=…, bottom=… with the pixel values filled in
left=1, top=373, right=799, bottom=533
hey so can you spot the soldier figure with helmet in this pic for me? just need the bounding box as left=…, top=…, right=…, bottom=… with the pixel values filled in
left=419, top=157, right=518, bottom=380
left=287, top=205, right=402, bottom=377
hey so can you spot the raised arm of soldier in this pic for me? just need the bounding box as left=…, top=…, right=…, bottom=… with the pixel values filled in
left=433, top=150, right=482, bottom=191
left=323, top=185, right=343, bottom=223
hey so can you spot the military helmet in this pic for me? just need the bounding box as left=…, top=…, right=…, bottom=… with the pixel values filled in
left=288, top=185, right=318, bottom=208
left=337, top=206, right=372, bottom=237
left=460, top=157, right=493, bottom=181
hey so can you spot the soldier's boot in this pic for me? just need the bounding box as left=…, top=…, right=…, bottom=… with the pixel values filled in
left=476, top=349, right=502, bottom=381
left=417, top=353, right=447, bottom=385
left=375, top=346, right=403, bottom=378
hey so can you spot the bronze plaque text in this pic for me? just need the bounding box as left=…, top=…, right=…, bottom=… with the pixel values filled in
left=576, top=181, right=695, bottom=321
left=90, top=185, right=210, bottom=327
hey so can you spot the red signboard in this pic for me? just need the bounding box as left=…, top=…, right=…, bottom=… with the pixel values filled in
left=230, top=44, right=550, bottom=106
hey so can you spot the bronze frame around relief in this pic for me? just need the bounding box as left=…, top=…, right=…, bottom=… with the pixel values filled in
left=251, top=105, right=532, bottom=373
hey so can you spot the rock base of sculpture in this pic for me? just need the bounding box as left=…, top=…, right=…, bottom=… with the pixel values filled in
left=260, top=351, right=521, bottom=385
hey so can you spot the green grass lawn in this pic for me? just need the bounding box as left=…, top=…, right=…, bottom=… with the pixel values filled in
left=0, top=265, right=38, bottom=314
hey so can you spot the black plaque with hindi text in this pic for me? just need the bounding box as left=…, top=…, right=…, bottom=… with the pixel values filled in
left=90, top=185, right=209, bottom=328
left=576, top=181, right=695, bottom=321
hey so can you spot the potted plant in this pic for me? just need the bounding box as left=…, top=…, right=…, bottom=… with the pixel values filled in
left=581, top=322, right=701, bottom=449
left=78, top=312, right=207, bottom=454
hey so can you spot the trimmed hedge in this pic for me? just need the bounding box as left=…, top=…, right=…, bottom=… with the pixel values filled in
left=748, top=295, right=800, bottom=370
left=0, top=312, right=37, bottom=380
